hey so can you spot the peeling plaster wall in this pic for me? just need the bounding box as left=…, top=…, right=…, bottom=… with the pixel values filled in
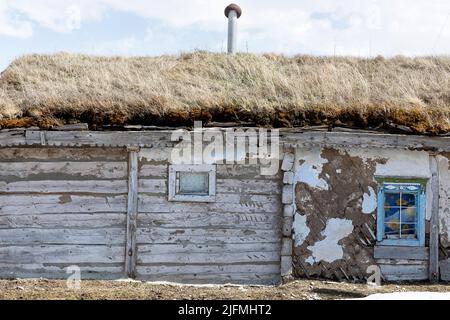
left=292, top=146, right=433, bottom=281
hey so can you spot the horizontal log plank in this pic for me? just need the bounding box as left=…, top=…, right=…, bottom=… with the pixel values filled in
left=137, top=251, right=280, bottom=264
left=138, top=243, right=281, bottom=255
left=0, top=213, right=126, bottom=229
left=0, top=130, right=26, bottom=147
left=139, top=164, right=282, bottom=180
left=0, top=228, right=126, bottom=245
left=136, top=264, right=280, bottom=276
left=0, top=194, right=127, bottom=215
left=0, top=147, right=126, bottom=161
left=0, top=162, right=127, bottom=180
left=2, top=130, right=450, bottom=153
left=379, top=264, right=428, bottom=281
left=374, top=245, right=429, bottom=260
left=138, top=212, right=281, bottom=230
left=138, top=194, right=280, bottom=214
left=0, top=263, right=125, bottom=280
left=135, top=272, right=281, bottom=285
left=24, top=130, right=173, bottom=147
left=0, top=180, right=128, bottom=194
left=138, top=178, right=281, bottom=195
left=375, top=259, right=428, bottom=266
left=0, top=245, right=125, bottom=264
left=136, top=227, right=281, bottom=244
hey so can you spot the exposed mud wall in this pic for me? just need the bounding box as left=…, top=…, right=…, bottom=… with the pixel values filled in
left=292, top=146, right=432, bottom=281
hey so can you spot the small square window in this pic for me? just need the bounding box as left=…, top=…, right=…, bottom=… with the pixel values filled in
left=376, top=180, right=426, bottom=247
left=169, top=165, right=216, bottom=202
left=177, top=172, right=209, bottom=195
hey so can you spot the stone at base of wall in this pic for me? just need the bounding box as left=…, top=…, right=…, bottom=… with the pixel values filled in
left=281, top=255, right=293, bottom=276
left=281, top=238, right=293, bottom=256
left=283, top=204, right=295, bottom=217
left=281, top=274, right=294, bottom=284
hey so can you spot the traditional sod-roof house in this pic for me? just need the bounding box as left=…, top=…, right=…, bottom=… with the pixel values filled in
left=1, top=52, right=450, bottom=284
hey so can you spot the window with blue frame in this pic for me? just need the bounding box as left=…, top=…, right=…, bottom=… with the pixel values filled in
left=376, top=180, right=426, bottom=247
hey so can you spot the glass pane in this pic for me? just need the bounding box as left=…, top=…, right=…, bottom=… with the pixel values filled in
left=384, top=207, right=400, bottom=220
left=401, top=193, right=416, bottom=206
left=401, top=223, right=417, bottom=236
left=401, top=207, right=417, bottom=223
left=384, top=222, right=400, bottom=238
left=384, top=193, right=400, bottom=207
left=178, top=172, right=209, bottom=195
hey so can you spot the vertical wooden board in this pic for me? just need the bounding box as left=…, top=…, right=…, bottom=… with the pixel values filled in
left=125, top=149, right=139, bottom=278
left=429, top=155, right=440, bottom=282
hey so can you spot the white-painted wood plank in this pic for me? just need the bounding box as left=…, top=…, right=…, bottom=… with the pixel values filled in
left=136, top=264, right=280, bottom=276
left=138, top=243, right=281, bottom=255
left=135, top=271, right=281, bottom=285
left=0, top=228, right=126, bottom=245
left=374, top=246, right=429, bottom=260
left=379, top=264, right=428, bottom=281
left=136, top=227, right=281, bottom=244
left=0, top=161, right=127, bottom=179
left=0, top=245, right=125, bottom=264
left=138, top=212, right=280, bottom=230
left=375, top=259, right=428, bottom=266
left=0, top=213, right=126, bottom=229
left=0, top=264, right=125, bottom=280
left=0, top=147, right=126, bottom=161
left=0, top=194, right=127, bottom=214
left=137, top=251, right=280, bottom=264
left=0, top=180, right=128, bottom=194
left=138, top=194, right=280, bottom=214
left=216, top=179, right=281, bottom=195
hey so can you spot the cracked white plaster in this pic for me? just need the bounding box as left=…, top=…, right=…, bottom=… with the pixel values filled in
left=306, top=218, right=353, bottom=264
left=292, top=213, right=310, bottom=246
left=343, top=148, right=431, bottom=178
left=294, top=147, right=329, bottom=190
left=362, top=186, right=377, bottom=214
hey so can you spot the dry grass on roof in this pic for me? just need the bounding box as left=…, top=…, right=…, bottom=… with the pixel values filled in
left=1, top=51, right=450, bottom=134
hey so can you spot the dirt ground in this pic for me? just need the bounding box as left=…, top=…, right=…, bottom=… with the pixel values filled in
left=0, top=278, right=449, bottom=300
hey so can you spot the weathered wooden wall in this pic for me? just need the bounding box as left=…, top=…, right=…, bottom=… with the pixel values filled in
left=0, top=148, right=128, bottom=279
left=135, top=148, right=283, bottom=284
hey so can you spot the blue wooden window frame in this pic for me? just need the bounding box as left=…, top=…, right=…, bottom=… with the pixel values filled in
left=376, top=181, right=426, bottom=247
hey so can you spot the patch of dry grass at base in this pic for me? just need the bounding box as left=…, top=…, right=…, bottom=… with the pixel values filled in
left=1, top=52, right=450, bottom=134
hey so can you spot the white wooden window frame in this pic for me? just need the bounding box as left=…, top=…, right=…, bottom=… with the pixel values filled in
left=168, top=164, right=216, bottom=202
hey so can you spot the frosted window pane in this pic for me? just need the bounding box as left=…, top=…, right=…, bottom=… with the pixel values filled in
left=178, top=172, right=209, bottom=194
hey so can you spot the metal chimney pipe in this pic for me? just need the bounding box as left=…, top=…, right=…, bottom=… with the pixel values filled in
left=224, top=4, right=242, bottom=54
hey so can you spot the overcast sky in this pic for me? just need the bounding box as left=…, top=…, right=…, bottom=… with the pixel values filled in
left=1, top=0, right=450, bottom=70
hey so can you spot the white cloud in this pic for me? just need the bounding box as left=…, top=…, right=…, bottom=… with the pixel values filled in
left=0, top=0, right=33, bottom=38
left=2, top=0, right=450, bottom=56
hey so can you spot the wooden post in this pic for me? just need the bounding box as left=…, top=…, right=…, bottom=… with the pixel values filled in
left=429, top=155, right=440, bottom=282
left=125, top=147, right=139, bottom=278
